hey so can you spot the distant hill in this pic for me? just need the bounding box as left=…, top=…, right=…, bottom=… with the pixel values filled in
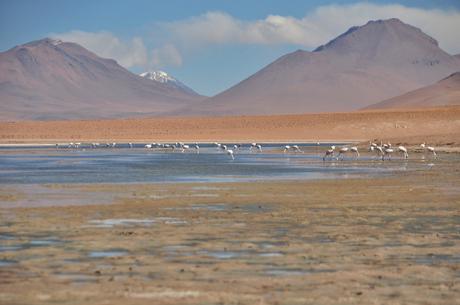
left=0, top=38, right=203, bottom=120
left=364, top=72, right=460, bottom=109
left=181, top=18, right=460, bottom=116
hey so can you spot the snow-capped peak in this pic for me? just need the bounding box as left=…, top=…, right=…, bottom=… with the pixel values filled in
left=140, top=70, right=200, bottom=96
left=49, top=39, right=63, bottom=46
left=139, top=71, right=176, bottom=84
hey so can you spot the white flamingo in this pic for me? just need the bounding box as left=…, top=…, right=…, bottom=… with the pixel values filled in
left=421, top=143, right=437, bottom=158
left=145, top=144, right=152, bottom=149
left=226, top=149, right=234, bottom=160
left=181, top=144, right=190, bottom=153
left=350, top=146, right=360, bottom=158
left=337, top=147, right=349, bottom=160
left=398, top=146, right=408, bottom=159
left=283, top=145, right=291, bottom=153
left=194, top=143, right=200, bottom=153
left=128, top=143, right=133, bottom=148
left=383, top=148, right=394, bottom=161
left=323, top=146, right=335, bottom=161
left=292, top=145, right=302, bottom=153
left=369, top=144, right=384, bottom=159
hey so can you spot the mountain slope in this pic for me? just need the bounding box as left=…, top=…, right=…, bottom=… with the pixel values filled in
left=364, top=72, right=460, bottom=109
left=0, top=38, right=203, bottom=120
left=183, top=18, right=460, bottom=115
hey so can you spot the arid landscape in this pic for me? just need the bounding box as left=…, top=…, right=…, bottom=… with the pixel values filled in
left=1, top=106, right=459, bottom=149
left=1, top=1, right=460, bottom=305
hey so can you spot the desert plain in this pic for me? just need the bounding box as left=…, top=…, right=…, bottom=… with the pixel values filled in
left=1, top=106, right=460, bottom=305
left=1, top=106, right=460, bottom=147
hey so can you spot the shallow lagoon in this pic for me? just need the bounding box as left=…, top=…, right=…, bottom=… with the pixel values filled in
left=0, top=143, right=423, bottom=185
left=0, top=145, right=458, bottom=304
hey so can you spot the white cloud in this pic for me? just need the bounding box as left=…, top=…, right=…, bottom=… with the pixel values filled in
left=50, top=3, right=460, bottom=71
left=51, top=30, right=148, bottom=68
left=161, top=3, right=460, bottom=54
left=151, top=44, right=182, bottom=68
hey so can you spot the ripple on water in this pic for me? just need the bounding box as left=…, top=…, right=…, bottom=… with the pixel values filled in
left=265, top=268, right=335, bottom=276
left=0, top=259, right=18, bottom=267
left=54, top=272, right=98, bottom=283
left=85, top=217, right=186, bottom=228
left=199, top=250, right=250, bottom=259
left=88, top=250, right=128, bottom=258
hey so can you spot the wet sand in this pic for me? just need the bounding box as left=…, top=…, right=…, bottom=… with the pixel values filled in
left=1, top=154, right=459, bottom=304
left=1, top=106, right=460, bottom=148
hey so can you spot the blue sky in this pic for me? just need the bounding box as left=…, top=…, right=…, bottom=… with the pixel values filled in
left=1, top=0, right=460, bottom=96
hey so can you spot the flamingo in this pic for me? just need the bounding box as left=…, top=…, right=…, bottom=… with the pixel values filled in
left=194, top=143, right=200, bottom=153
left=398, top=146, right=408, bottom=159
left=383, top=148, right=394, bottom=161
left=145, top=144, right=152, bottom=149
left=369, top=144, right=383, bottom=159
left=128, top=143, right=133, bottom=148
left=181, top=144, right=190, bottom=153
left=350, top=146, right=360, bottom=158
left=283, top=145, right=291, bottom=153
left=337, top=147, right=349, bottom=160
left=421, top=143, right=437, bottom=158
left=226, top=149, right=234, bottom=160
left=292, top=145, right=302, bottom=153
left=323, top=146, right=336, bottom=161
left=383, top=143, right=391, bottom=149
left=256, top=144, right=262, bottom=152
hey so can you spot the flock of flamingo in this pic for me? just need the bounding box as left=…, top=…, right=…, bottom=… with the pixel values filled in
left=58, top=141, right=437, bottom=161
left=322, top=142, right=436, bottom=161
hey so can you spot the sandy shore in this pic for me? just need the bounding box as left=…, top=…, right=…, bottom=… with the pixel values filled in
left=1, top=106, right=459, bottom=147
left=1, top=154, right=459, bottom=304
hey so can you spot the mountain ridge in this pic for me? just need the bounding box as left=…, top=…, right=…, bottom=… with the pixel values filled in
left=364, top=71, right=460, bottom=110
left=179, top=18, right=460, bottom=116
left=0, top=38, right=203, bottom=120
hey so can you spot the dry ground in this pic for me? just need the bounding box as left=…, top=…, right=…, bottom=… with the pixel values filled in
left=1, top=106, right=459, bottom=147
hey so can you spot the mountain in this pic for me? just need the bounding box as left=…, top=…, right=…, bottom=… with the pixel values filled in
left=364, top=72, right=460, bottom=109
left=139, top=71, right=199, bottom=96
left=0, top=38, right=203, bottom=120
left=183, top=18, right=460, bottom=116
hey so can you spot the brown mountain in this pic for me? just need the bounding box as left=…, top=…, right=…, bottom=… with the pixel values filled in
left=182, top=18, right=460, bottom=116
left=364, top=72, right=460, bottom=109
left=0, top=38, right=203, bottom=120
